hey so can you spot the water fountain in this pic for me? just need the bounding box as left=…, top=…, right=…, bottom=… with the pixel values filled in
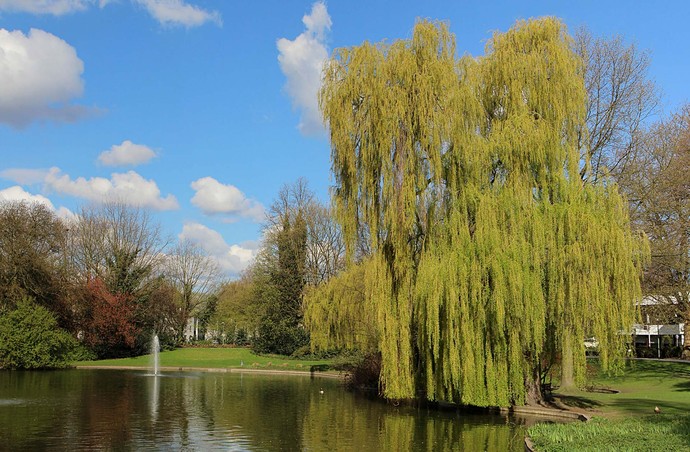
left=151, top=334, right=160, bottom=376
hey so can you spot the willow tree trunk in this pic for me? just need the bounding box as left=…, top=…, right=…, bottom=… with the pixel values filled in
left=525, top=365, right=544, bottom=406
left=560, top=334, right=575, bottom=391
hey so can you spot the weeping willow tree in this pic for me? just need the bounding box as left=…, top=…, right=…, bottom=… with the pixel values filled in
left=306, top=18, right=646, bottom=406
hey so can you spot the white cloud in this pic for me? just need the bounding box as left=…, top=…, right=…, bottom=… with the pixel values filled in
left=134, top=0, right=221, bottom=27
left=0, top=185, right=75, bottom=220
left=0, top=185, right=54, bottom=207
left=0, top=28, right=91, bottom=128
left=98, top=140, right=157, bottom=167
left=0, top=0, right=94, bottom=15
left=0, top=0, right=217, bottom=28
left=179, top=222, right=258, bottom=275
left=55, top=205, right=77, bottom=221
left=277, top=1, right=331, bottom=136
left=0, top=168, right=50, bottom=184
left=39, top=167, right=179, bottom=210
left=190, top=177, right=264, bottom=222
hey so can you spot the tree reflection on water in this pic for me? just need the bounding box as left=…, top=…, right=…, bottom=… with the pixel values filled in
left=0, top=369, right=527, bottom=450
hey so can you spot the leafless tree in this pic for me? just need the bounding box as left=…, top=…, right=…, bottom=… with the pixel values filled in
left=165, top=239, right=222, bottom=342
left=258, top=178, right=344, bottom=286
left=69, top=201, right=169, bottom=295
left=304, top=201, right=345, bottom=285
left=616, top=106, right=690, bottom=356
left=575, top=28, right=660, bottom=182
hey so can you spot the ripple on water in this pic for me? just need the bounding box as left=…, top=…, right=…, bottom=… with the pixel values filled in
left=0, top=399, right=27, bottom=406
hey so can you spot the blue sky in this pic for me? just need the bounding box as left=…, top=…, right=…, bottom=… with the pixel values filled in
left=1, top=0, right=688, bottom=276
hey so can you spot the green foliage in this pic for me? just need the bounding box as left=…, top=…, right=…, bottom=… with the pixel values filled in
left=310, top=18, right=645, bottom=406
left=253, top=316, right=309, bottom=356
left=213, top=275, right=261, bottom=341
left=304, top=261, right=378, bottom=352
left=339, top=351, right=382, bottom=390
left=0, top=201, right=70, bottom=322
left=197, top=294, right=217, bottom=326
left=0, top=298, right=80, bottom=369
left=252, top=183, right=312, bottom=355
left=235, top=328, right=249, bottom=346
left=68, top=343, right=97, bottom=362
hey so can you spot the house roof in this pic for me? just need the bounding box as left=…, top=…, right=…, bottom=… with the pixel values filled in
left=638, top=295, right=684, bottom=306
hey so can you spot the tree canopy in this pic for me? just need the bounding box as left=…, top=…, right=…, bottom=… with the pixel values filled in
left=0, top=201, right=69, bottom=318
left=0, top=199, right=224, bottom=364
left=0, top=297, right=82, bottom=369
left=308, top=18, right=645, bottom=406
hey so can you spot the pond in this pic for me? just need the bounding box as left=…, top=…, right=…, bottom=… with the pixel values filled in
left=0, top=369, right=536, bottom=450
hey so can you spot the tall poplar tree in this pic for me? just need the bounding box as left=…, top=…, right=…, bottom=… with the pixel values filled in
left=307, top=18, right=645, bottom=406
left=252, top=180, right=311, bottom=355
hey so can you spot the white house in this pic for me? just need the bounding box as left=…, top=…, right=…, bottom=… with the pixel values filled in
left=633, top=295, right=686, bottom=357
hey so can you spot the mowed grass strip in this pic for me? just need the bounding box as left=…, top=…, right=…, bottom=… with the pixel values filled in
left=75, top=347, right=332, bottom=371
left=528, top=415, right=690, bottom=452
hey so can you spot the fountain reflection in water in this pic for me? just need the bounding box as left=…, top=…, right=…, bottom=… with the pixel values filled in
left=150, top=367, right=160, bottom=420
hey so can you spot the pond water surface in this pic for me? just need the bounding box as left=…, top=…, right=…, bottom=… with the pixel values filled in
left=0, top=369, right=535, bottom=450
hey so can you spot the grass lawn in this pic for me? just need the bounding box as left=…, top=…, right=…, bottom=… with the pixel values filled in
left=557, top=359, right=690, bottom=417
left=75, top=347, right=333, bottom=372
left=529, top=359, right=690, bottom=451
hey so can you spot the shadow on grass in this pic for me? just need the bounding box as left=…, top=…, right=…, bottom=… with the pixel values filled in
left=620, top=360, right=690, bottom=379
left=607, top=397, right=690, bottom=416
left=672, top=380, right=690, bottom=392
left=554, top=394, right=603, bottom=409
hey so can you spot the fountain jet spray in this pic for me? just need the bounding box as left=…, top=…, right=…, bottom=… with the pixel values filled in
left=152, top=334, right=160, bottom=376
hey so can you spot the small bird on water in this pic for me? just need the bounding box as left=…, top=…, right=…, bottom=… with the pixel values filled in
left=319, top=389, right=324, bottom=394
left=654, top=406, right=661, bottom=414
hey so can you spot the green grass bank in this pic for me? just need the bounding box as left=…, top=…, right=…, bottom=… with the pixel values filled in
left=529, top=359, right=690, bottom=451
left=75, top=347, right=333, bottom=372
left=529, top=415, right=690, bottom=451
